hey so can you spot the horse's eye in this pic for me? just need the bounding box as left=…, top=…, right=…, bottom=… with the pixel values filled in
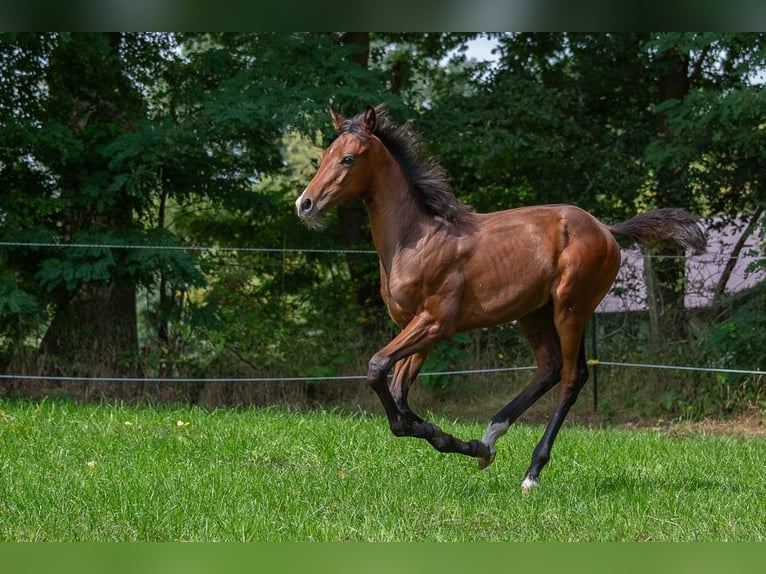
left=341, top=155, right=354, bottom=166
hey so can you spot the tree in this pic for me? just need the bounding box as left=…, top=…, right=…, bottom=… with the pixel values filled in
left=0, top=33, right=160, bottom=388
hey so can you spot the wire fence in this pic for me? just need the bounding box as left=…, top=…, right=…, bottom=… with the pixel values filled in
left=1, top=236, right=764, bottom=410
left=0, top=358, right=761, bottom=413
left=2, top=236, right=764, bottom=313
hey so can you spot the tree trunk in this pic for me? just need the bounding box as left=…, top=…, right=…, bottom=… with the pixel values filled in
left=41, top=281, right=140, bottom=371
left=39, top=279, right=143, bottom=398
left=642, top=250, right=661, bottom=347
left=644, top=243, right=688, bottom=346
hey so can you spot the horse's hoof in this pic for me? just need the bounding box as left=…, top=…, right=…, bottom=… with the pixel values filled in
left=477, top=451, right=496, bottom=470
left=520, top=476, right=539, bottom=492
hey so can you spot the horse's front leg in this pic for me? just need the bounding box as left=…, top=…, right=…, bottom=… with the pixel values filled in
left=390, top=353, right=426, bottom=423
left=367, top=314, right=489, bottom=460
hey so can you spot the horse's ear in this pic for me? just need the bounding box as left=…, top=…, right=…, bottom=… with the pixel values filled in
left=363, top=105, right=376, bottom=134
left=330, top=106, right=345, bottom=133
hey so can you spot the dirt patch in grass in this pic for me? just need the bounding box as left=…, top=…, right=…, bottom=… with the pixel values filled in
left=651, top=407, right=766, bottom=437
left=546, top=406, right=766, bottom=438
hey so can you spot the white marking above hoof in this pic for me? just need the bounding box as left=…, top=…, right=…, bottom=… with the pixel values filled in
left=520, top=476, right=540, bottom=492
left=480, top=421, right=509, bottom=450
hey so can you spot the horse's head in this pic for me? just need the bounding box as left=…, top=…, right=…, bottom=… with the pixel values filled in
left=295, top=105, right=379, bottom=227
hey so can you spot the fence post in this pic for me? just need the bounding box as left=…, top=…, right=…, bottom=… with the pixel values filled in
left=590, top=314, right=598, bottom=411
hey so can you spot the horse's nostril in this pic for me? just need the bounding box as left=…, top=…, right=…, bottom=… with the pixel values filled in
left=301, top=198, right=313, bottom=214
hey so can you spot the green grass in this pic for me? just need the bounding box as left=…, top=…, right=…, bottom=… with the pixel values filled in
left=1, top=396, right=765, bottom=541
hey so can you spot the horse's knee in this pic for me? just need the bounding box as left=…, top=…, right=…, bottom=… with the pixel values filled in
left=367, top=354, right=391, bottom=387
left=389, top=418, right=437, bottom=439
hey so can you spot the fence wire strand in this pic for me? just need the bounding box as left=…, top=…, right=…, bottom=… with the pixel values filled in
left=590, top=360, right=763, bottom=376
left=0, top=362, right=762, bottom=385
left=0, top=366, right=537, bottom=384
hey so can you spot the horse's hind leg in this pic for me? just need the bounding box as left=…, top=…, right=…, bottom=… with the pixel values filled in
left=521, top=338, right=588, bottom=491
left=517, top=274, right=594, bottom=488
left=479, top=305, right=563, bottom=469
left=518, top=243, right=613, bottom=490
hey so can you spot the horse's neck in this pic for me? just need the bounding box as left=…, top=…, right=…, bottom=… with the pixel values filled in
left=366, top=169, right=429, bottom=263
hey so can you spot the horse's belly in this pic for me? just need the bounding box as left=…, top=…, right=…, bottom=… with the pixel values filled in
left=458, top=278, right=552, bottom=330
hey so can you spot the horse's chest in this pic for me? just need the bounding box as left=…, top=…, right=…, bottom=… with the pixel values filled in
left=382, top=273, right=420, bottom=325
left=379, top=243, right=461, bottom=326
left=382, top=265, right=458, bottom=327
left=380, top=255, right=434, bottom=325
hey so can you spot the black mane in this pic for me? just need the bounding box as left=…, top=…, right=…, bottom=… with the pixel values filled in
left=341, top=106, right=472, bottom=225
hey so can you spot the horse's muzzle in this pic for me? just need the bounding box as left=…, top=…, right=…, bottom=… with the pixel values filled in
left=295, top=193, right=313, bottom=218
left=295, top=192, right=327, bottom=229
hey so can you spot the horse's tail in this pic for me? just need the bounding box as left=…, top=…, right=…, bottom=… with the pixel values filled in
left=608, top=208, right=706, bottom=253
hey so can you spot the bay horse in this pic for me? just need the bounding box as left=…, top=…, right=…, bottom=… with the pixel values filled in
left=295, top=105, right=705, bottom=491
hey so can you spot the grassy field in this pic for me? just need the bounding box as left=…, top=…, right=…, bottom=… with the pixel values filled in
left=1, top=396, right=765, bottom=541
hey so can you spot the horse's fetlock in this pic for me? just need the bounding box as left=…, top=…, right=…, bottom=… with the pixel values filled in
left=414, top=420, right=442, bottom=439
left=430, top=436, right=450, bottom=451
left=389, top=419, right=409, bottom=437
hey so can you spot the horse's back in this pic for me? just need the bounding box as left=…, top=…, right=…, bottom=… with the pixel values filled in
left=472, top=203, right=617, bottom=264
left=457, top=204, right=620, bottom=329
